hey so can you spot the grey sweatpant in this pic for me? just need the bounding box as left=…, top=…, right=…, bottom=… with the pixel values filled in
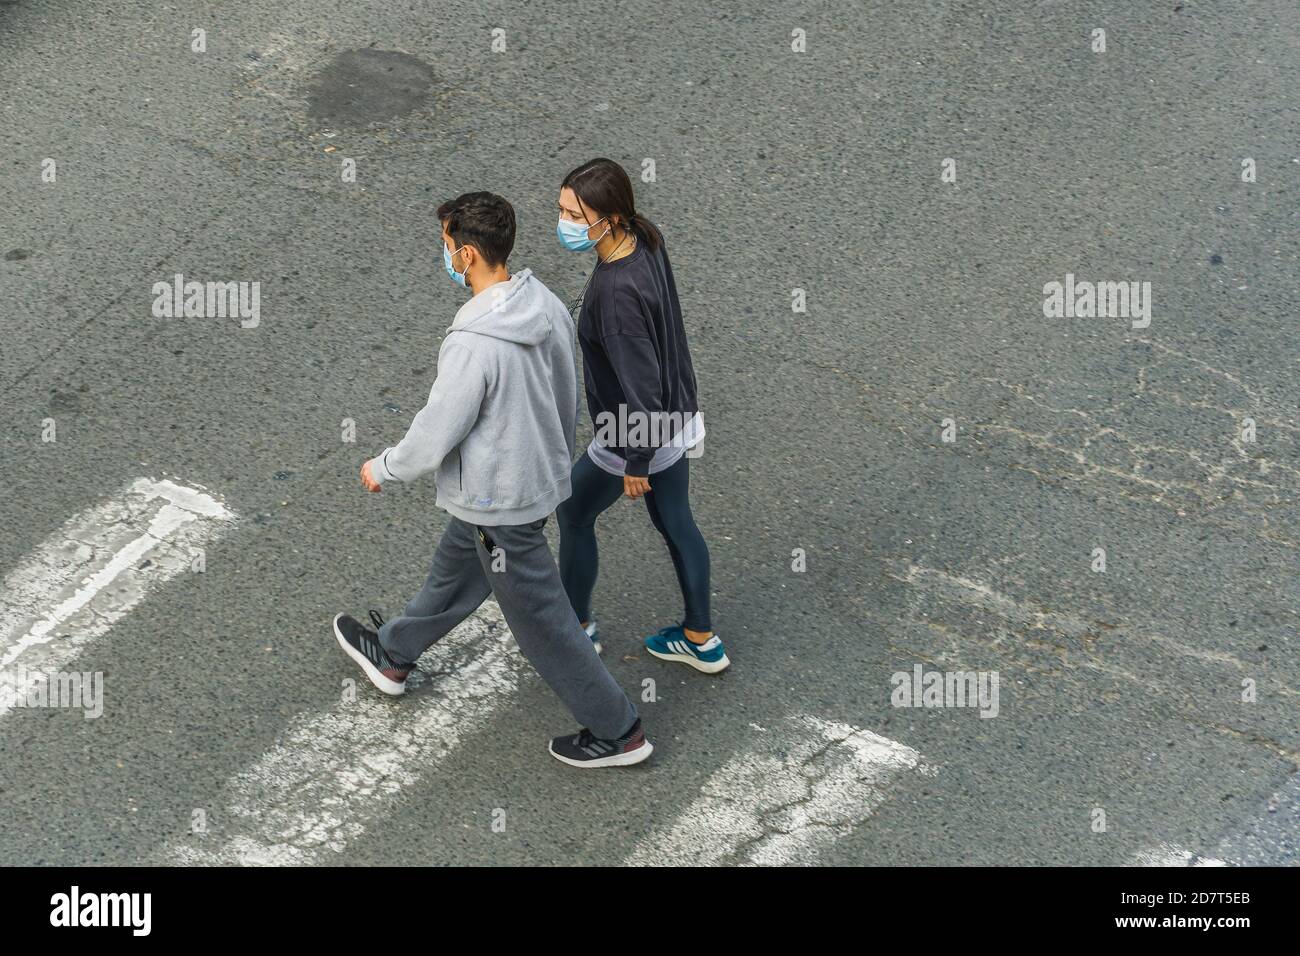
left=378, top=515, right=637, bottom=741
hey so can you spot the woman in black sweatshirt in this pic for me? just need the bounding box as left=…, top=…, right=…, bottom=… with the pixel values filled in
left=554, top=158, right=728, bottom=674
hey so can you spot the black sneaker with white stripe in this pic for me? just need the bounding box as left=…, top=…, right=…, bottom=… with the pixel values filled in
left=332, top=611, right=413, bottom=696
left=548, top=718, right=653, bottom=768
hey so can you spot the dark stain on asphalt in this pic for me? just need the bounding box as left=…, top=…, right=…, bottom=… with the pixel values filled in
left=304, top=49, right=438, bottom=127
left=5, top=248, right=31, bottom=261
left=48, top=384, right=87, bottom=413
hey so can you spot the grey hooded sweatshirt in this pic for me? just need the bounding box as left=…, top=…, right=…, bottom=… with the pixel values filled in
left=369, top=268, right=578, bottom=526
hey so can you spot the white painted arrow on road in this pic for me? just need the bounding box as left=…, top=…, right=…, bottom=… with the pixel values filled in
left=0, top=478, right=234, bottom=718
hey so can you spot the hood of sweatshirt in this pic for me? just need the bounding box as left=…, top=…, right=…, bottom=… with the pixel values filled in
left=447, top=268, right=553, bottom=347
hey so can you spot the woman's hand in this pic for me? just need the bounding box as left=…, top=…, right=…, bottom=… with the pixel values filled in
left=623, top=475, right=651, bottom=499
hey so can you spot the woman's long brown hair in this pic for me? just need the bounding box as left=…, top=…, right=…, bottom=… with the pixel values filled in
left=561, top=158, right=662, bottom=251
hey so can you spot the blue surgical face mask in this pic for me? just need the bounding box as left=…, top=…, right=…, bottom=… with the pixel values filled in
left=443, top=242, right=468, bottom=287
left=557, top=216, right=609, bottom=252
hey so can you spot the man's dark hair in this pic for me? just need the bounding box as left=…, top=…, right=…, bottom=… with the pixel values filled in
left=437, top=192, right=515, bottom=268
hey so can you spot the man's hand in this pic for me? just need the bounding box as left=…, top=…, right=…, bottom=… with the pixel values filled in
left=624, top=474, right=651, bottom=499
left=361, top=458, right=383, bottom=493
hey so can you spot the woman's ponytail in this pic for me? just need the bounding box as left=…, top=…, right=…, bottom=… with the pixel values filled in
left=628, top=210, right=662, bottom=251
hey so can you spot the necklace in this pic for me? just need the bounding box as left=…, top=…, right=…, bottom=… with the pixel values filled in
left=570, top=227, right=635, bottom=317
left=598, top=226, right=635, bottom=263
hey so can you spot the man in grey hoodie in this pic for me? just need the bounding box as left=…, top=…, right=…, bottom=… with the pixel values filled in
left=333, top=192, right=651, bottom=768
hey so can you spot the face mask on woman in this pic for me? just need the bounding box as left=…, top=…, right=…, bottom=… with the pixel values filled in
left=556, top=216, right=609, bottom=252
left=443, top=242, right=469, bottom=287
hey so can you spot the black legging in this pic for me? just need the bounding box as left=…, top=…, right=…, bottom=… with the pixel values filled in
left=558, top=453, right=712, bottom=632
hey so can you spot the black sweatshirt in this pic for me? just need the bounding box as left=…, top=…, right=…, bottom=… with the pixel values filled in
left=576, top=227, right=700, bottom=477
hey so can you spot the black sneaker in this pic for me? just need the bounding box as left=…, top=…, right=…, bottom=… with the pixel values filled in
left=548, top=718, right=653, bottom=768
left=332, top=611, right=412, bottom=696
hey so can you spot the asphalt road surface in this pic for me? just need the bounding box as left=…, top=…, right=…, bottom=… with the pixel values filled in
left=1, top=0, right=1296, bottom=866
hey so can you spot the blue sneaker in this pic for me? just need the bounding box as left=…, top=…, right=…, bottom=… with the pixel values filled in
left=583, top=620, right=602, bottom=654
left=644, top=625, right=730, bottom=673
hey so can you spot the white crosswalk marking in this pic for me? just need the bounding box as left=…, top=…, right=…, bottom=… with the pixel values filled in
left=0, top=478, right=233, bottom=718
left=1130, top=843, right=1230, bottom=867
left=625, top=714, right=930, bottom=866
left=162, top=602, right=525, bottom=865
